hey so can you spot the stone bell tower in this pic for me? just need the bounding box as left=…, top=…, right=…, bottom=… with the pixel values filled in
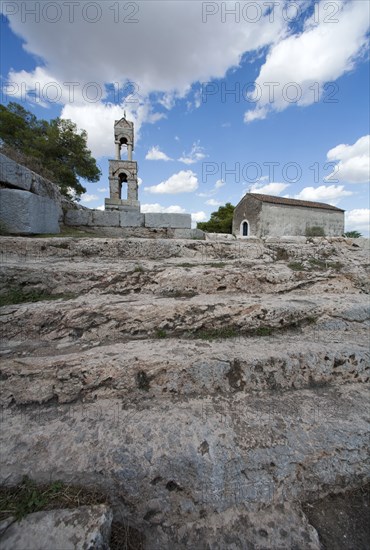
left=105, top=113, right=140, bottom=211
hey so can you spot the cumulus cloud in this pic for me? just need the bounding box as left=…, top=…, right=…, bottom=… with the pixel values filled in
left=98, top=187, right=108, bottom=193
left=326, top=135, right=370, bottom=183
left=250, top=182, right=289, bottom=195
left=81, top=193, right=99, bottom=203
left=345, top=208, right=370, bottom=234
left=244, top=107, right=268, bottom=123
left=191, top=211, right=207, bottom=223
left=2, top=1, right=288, bottom=141
left=61, top=101, right=164, bottom=158
left=206, top=199, right=223, bottom=206
left=178, top=142, right=206, bottom=165
left=144, top=170, right=198, bottom=194
left=198, top=179, right=225, bottom=198
left=293, top=184, right=353, bottom=205
left=145, top=146, right=172, bottom=161
left=245, top=1, right=369, bottom=121
left=141, top=203, right=186, bottom=214
left=215, top=179, right=225, bottom=189
left=3, top=1, right=286, bottom=97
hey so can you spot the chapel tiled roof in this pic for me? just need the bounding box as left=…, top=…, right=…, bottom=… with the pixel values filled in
left=247, top=193, right=345, bottom=212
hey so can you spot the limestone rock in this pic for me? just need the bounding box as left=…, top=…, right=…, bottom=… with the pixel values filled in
left=0, top=235, right=369, bottom=548
left=0, top=190, right=60, bottom=234
left=0, top=505, right=112, bottom=550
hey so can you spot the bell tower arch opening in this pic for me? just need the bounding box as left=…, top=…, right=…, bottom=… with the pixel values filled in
left=118, top=172, right=128, bottom=200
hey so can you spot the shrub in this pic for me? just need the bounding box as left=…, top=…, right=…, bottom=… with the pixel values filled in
left=344, top=231, right=362, bottom=238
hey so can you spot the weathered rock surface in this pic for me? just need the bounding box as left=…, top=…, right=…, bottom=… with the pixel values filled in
left=0, top=189, right=60, bottom=235
left=0, top=505, right=112, bottom=550
left=0, top=236, right=369, bottom=548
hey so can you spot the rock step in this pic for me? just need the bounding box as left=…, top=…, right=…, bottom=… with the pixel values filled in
left=1, top=338, right=368, bottom=406
left=0, top=260, right=360, bottom=298
left=0, top=505, right=112, bottom=550
left=0, top=384, right=368, bottom=549
left=1, top=236, right=368, bottom=262
left=1, top=292, right=368, bottom=346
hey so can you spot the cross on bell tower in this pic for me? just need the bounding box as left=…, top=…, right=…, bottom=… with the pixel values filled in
left=105, top=114, right=140, bottom=212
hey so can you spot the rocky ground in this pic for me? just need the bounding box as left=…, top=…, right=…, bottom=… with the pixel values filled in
left=0, top=235, right=369, bottom=549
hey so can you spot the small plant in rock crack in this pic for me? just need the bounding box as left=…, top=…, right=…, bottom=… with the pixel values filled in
left=191, top=327, right=239, bottom=340
left=288, top=261, right=305, bottom=271
left=254, top=326, right=272, bottom=336
left=0, top=288, right=76, bottom=307
left=154, top=329, right=167, bottom=339
left=308, top=258, right=343, bottom=272
left=0, top=476, right=107, bottom=521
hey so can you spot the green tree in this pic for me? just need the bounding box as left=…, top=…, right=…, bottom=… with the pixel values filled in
left=0, top=102, right=101, bottom=199
left=197, top=202, right=235, bottom=233
left=344, top=230, right=362, bottom=238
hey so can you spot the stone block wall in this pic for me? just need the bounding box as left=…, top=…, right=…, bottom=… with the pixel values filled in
left=0, top=153, right=195, bottom=237
left=64, top=209, right=192, bottom=233
left=0, top=153, right=68, bottom=234
left=0, top=189, right=60, bottom=234
left=0, top=153, right=63, bottom=205
left=144, top=213, right=191, bottom=229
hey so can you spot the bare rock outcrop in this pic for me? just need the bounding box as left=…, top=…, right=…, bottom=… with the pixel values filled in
left=0, top=236, right=369, bottom=548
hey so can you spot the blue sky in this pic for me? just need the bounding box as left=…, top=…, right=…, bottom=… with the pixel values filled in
left=1, top=0, right=369, bottom=233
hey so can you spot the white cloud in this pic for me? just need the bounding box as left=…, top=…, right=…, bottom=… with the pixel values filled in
left=81, top=193, right=99, bottom=204
left=215, top=179, right=225, bottom=189
left=178, top=141, right=206, bottom=165
left=96, top=204, right=105, bottom=211
left=98, top=187, right=108, bottom=193
left=157, top=92, right=178, bottom=110
left=345, top=209, right=370, bottom=234
left=141, top=203, right=186, bottom=214
left=206, top=199, right=223, bottom=206
left=197, top=179, right=225, bottom=198
left=61, top=101, right=164, bottom=158
left=144, top=170, right=198, bottom=194
left=326, top=135, right=370, bottom=184
left=146, top=146, right=172, bottom=161
left=5, top=67, right=88, bottom=107
left=250, top=182, right=289, bottom=195
left=186, top=88, right=202, bottom=111
left=191, top=211, right=207, bottom=223
left=293, top=185, right=353, bottom=205
left=244, top=107, right=268, bottom=123
left=245, top=1, right=370, bottom=121
left=3, top=1, right=286, bottom=106
left=138, top=177, right=143, bottom=187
